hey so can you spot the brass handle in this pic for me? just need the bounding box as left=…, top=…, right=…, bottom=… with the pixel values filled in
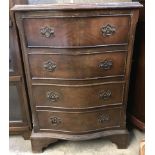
left=50, top=116, right=61, bottom=126
left=101, top=24, right=116, bottom=37
left=46, top=91, right=60, bottom=102
left=98, top=114, right=110, bottom=123
left=99, top=90, right=112, bottom=100
left=40, top=26, right=55, bottom=38
left=99, top=60, right=113, bottom=70
left=43, top=60, right=56, bottom=72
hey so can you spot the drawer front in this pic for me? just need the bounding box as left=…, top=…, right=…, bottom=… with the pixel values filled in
left=29, top=51, right=127, bottom=79
left=33, top=82, right=124, bottom=109
left=37, top=107, right=124, bottom=133
left=24, top=16, right=130, bottom=47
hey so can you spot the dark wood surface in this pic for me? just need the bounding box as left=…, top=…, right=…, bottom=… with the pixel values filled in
left=32, top=82, right=124, bottom=109
left=127, top=0, right=145, bottom=131
left=12, top=2, right=142, bottom=11
left=23, top=16, right=129, bottom=47
left=9, top=0, right=32, bottom=139
left=37, top=107, right=125, bottom=133
left=30, top=129, right=129, bottom=153
left=29, top=51, right=127, bottom=79
left=12, top=2, right=141, bottom=152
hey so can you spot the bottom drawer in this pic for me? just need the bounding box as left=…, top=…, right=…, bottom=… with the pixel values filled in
left=37, top=107, right=125, bottom=134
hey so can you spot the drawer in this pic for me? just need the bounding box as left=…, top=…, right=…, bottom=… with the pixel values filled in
left=23, top=16, right=130, bottom=47
left=29, top=51, right=127, bottom=79
left=37, top=107, right=125, bottom=133
left=33, top=82, right=124, bottom=109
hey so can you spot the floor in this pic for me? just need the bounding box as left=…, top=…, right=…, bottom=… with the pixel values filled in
left=9, top=128, right=144, bottom=155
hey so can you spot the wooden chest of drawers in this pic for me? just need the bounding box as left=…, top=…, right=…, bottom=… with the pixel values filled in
left=12, top=2, right=142, bottom=152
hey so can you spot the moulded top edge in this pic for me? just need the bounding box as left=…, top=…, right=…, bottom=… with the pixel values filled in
left=11, top=2, right=143, bottom=12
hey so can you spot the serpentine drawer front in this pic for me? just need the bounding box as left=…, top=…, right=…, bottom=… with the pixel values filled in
left=37, top=107, right=125, bottom=133
left=32, top=82, right=124, bottom=109
left=23, top=16, right=129, bottom=47
left=29, top=51, right=127, bottom=79
left=12, top=2, right=142, bottom=152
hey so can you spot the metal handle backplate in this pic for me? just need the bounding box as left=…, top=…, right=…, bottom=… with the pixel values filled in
left=101, top=24, right=116, bottom=37
left=99, top=60, right=113, bottom=70
left=99, top=90, right=112, bottom=100
left=50, top=116, right=61, bottom=126
left=43, top=60, right=56, bottom=72
left=46, top=91, right=60, bottom=102
left=40, top=26, right=55, bottom=38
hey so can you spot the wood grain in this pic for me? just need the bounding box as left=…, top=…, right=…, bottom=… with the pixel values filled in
left=12, top=2, right=141, bottom=152
left=32, top=82, right=125, bottom=109
left=29, top=51, right=127, bottom=79
left=23, top=15, right=130, bottom=47
left=36, top=107, right=125, bottom=133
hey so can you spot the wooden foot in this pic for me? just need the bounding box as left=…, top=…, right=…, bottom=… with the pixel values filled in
left=22, top=131, right=31, bottom=140
left=30, top=129, right=129, bottom=152
left=31, top=133, right=58, bottom=153
left=110, top=131, right=129, bottom=149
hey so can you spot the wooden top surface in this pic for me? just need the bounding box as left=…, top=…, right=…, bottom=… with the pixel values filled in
left=11, top=2, right=143, bottom=11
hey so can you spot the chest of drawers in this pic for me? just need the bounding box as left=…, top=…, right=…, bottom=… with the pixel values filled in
left=12, top=1, right=142, bottom=152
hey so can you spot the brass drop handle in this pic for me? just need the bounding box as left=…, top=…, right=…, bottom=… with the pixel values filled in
left=43, top=60, right=56, bottom=72
left=40, top=26, right=55, bottom=38
left=99, top=90, right=112, bottom=100
left=46, top=91, right=60, bottom=102
left=99, top=60, right=113, bottom=70
left=98, top=114, right=110, bottom=123
left=101, top=24, right=116, bottom=37
left=50, top=116, right=61, bottom=126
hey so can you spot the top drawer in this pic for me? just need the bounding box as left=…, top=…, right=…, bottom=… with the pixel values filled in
left=23, top=16, right=130, bottom=48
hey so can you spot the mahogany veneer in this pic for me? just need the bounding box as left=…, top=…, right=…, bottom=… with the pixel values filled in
left=12, top=2, right=142, bottom=152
